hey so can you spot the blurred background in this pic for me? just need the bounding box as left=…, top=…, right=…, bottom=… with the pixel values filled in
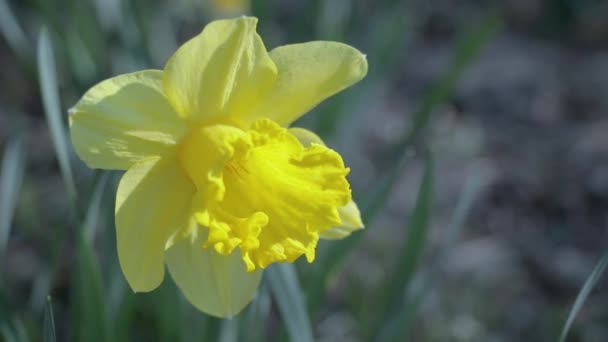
left=1, top=0, right=608, bottom=341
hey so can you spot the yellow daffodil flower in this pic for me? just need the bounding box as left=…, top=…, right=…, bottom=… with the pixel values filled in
left=69, top=16, right=367, bottom=317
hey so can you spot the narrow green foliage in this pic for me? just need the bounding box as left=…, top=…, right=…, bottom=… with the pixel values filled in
left=267, top=264, right=314, bottom=342
left=37, top=27, right=76, bottom=202
left=152, top=280, right=182, bottom=342
left=385, top=157, right=434, bottom=307
left=43, top=296, right=56, bottom=342
left=444, top=168, right=484, bottom=244
left=0, top=0, right=30, bottom=59
left=392, top=12, right=502, bottom=153
left=0, top=325, right=16, bottom=342
left=558, top=250, right=608, bottom=342
left=374, top=283, right=426, bottom=342
left=75, top=234, right=109, bottom=342
left=73, top=175, right=110, bottom=342
left=218, top=316, right=240, bottom=342
left=371, top=156, right=434, bottom=340
left=0, top=136, right=26, bottom=254
left=83, top=173, right=108, bottom=243
left=1, top=316, right=29, bottom=342
left=243, top=284, right=271, bottom=342
left=375, top=162, right=483, bottom=341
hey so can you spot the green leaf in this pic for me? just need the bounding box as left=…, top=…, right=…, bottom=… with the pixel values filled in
left=558, top=250, right=608, bottom=342
left=73, top=174, right=110, bottom=342
left=37, top=27, right=77, bottom=202
left=82, top=173, right=108, bottom=243
left=218, top=316, right=240, bottom=342
left=243, top=284, right=271, bottom=342
left=391, top=12, right=502, bottom=153
left=444, top=167, right=484, bottom=244
left=0, top=136, right=26, bottom=255
left=43, top=296, right=56, bottom=342
left=371, top=156, right=433, bottom=340
left=374, top=163, right=483, bottom=341
left=267, top=264, right=314, bottom=342
left=1, top=316, right=28, bottom=342
left=0, top=0, right=30, bottom=59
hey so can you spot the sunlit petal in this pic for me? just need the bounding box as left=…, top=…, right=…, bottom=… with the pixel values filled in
left=320, top=200, right=364, bottom=240
left=115, top=156, right=196, bottom=292
left=166, top=231, right=263, bottom=318
left=245, top=41, right=367, bottom=126
left=162, top=17, right=277, bottom=121
left=69, top=70, right=186, bottom=170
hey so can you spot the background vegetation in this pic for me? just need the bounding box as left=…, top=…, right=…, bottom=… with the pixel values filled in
left=1, top=0, right=608, bottom=341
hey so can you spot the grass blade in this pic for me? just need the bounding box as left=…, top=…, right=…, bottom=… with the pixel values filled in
left=371, top=156, right=433, bottom=340
left=73, top=174, right=110, bottom=342
left=243, top=283, right=271, bottom=342
left=218, top=317, right=240, bottom=342
left=444, top=167, right=484, bottom=244
left=1, top=315, right=29, bottom=342
left=0, top=136, right=26, bottom=254
left=0, top=0, right=30, bottom=59
left=267, top=264, right=314, bottom=342
left=558, top=250, right=608, bottom=342
left=37, top=27, right=77, bottom=202
left=83, top=173, right=108, bottom=243
left=391, top=12, right=502, bottom=154
left=74, top=234, right=109, bottom=342
left=43, top=296, right=56, bottom=342
left=376, top=164, right=481, bottom=341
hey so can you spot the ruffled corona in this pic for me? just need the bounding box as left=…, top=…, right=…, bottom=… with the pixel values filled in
left=178, top=119, right=351, bottom=271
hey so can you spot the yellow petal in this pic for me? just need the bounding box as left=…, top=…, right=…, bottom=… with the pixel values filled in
left=116, top=156, right=196, bottom=292
left=165, top=230, right=262, bottom=318
left=245, top=41, right=368, bottom=126
left=162, top=17, right=277, bottom=121
left=289, top=127, right=364, bottom=239
left=69, top=70, right=186, bottom=170
left=319, top=200, right=364, bottom=240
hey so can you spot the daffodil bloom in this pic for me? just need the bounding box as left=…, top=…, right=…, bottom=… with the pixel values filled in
left=69, top=16, right=367, bottom=317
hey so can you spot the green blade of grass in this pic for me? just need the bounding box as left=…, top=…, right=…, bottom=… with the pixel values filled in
left=74, top=234, right=109, bottom=342
left=391, top=13, right=502, bottom=155
left=73, top=174, right=110, bottom=342
left=83, top=173, right=108, bottom=243
left=558, top=250, right=608, bottom=342
left=43, top=296, right=56, bottom=342
left=243, top=283, right=271, bottom=342
left=218, top=316, right=240, bottom=342
left=374, top=282, right=426, bottom=342
left=0, top=323, right=13, bottom=342
left=0, top=0, right=30, bottom=59
left=1, top=315, right=29, bottom=342
left=444, top=167, right=484, bottom=244
left=375, top=165, right=482, bottom=341
left=37, top=27, right=77, bottom=202
left=0, top=136, right=26, bottom=255
left=370, top=156, right=433, bottom=340
left=267, top=264, right=314, bottom=342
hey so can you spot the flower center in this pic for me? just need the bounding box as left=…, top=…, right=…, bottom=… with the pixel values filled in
left=177, top=119, right=351, bottom=271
